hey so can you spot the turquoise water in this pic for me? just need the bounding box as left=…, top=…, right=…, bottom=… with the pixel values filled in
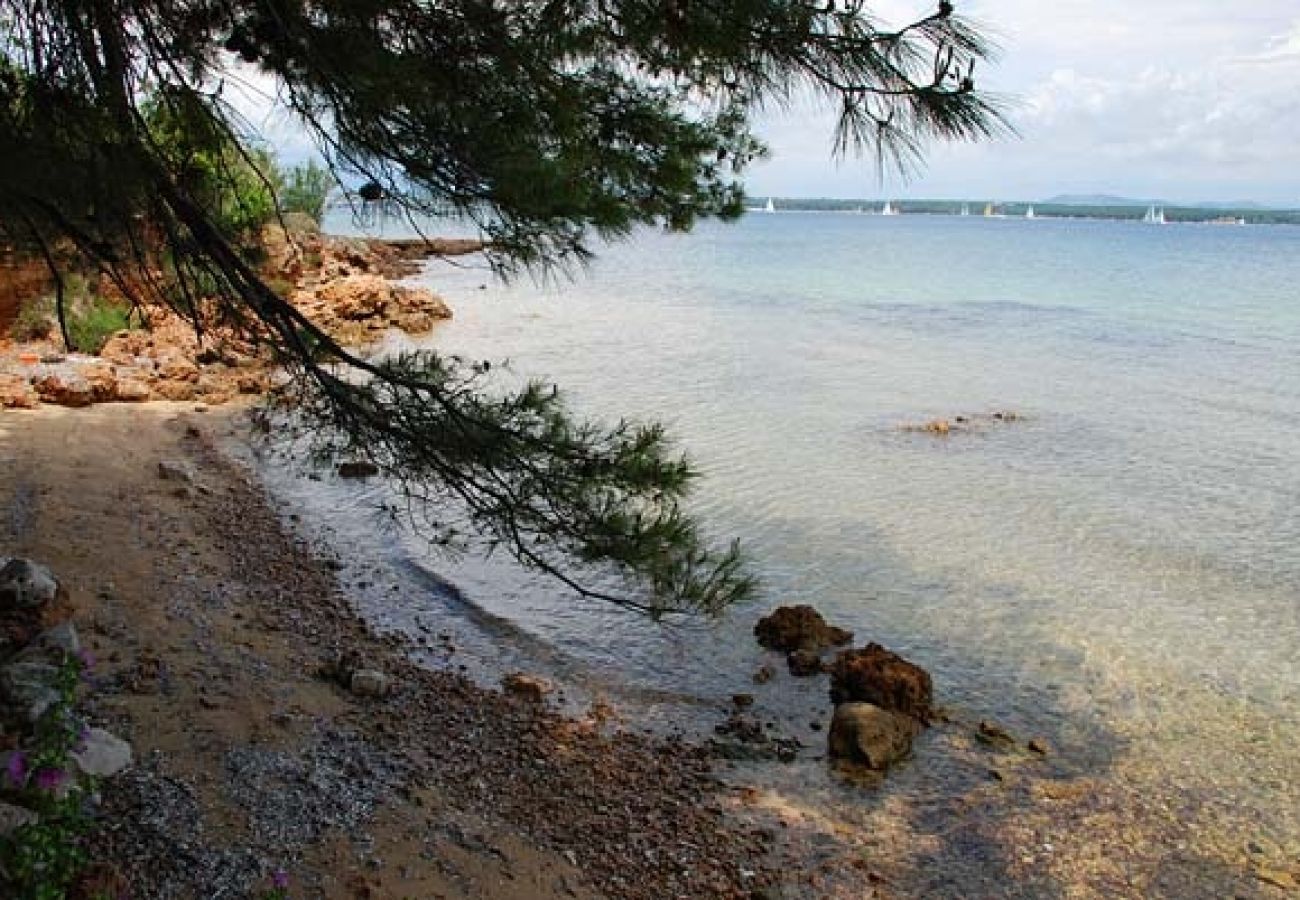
left=308, top=212, right=1300, bottom=894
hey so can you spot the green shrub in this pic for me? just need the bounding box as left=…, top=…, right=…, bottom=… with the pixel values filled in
left=280, top=160, right=333, bottom=224
left=67, top=299, right=130, bottom=353
left=9, top=295, right=55, bottom=342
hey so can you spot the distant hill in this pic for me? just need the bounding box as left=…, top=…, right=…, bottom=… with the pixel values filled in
left=1043, top=194, right=1165, bottom=207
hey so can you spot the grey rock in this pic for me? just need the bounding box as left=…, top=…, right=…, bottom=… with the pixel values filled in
left=72, top=727, right=133, bottom=777
left=349, top=669, right=391, bottom=698
left=828, top=702, right=918, bottom=770
left=34, top=622, right=80, bottom=657
left=0, top=558, right=60, bottom=611
left=157, top=459, right=195, bottom=483
left=0, top=800, right=38, bottom=836
left=0, top=659, right=63, bottom=722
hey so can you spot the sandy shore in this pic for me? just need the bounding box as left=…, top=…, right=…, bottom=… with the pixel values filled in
left=0, top=403, right=792, bottom=898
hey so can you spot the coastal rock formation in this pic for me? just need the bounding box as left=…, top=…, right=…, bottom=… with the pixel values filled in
left=828, top=643, right=933, bottom=722
left=828, top=702, right=919, bottom=770
left=753, top=604, right=853, bottom=653
left=786, top=649, right=824, bottom=677
left=502, top=672, right=553, bottom=703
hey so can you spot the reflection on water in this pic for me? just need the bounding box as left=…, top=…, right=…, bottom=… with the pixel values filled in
left=259, top=212, right=1299, bottom=895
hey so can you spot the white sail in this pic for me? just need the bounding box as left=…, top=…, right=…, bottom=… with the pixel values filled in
left=1025, top=205, right=1036, bottom=220
left=881, top=201, right=898, bottom=216
left=764, top=197, right=776, bottom=213
left=1143, top=204, right=1166, bottom=225
left=960, top=203, right=970, bottom=216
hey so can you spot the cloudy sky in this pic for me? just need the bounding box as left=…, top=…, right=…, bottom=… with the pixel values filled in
left=748, top=1, right=1300, bottom=204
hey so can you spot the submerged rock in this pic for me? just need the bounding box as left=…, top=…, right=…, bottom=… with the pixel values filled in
left=828, top=643, right=933, bottom=722
left=753, top=605, right=853, bottom=653
left=337, top=460, right=380, bottom=479
left=502, top=673, right=553, bottom=703
left=828, top=702, right=918, bottom=770
left=0, top=558, right=61, bottom=611
left=786, top=649, right=824, bottom=677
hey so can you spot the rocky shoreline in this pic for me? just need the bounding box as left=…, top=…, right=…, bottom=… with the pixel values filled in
left=0, top=404, right=791, bottom=898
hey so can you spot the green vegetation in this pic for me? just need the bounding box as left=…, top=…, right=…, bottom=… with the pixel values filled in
left=0, top=652, right=93, bottom=899
left=7, top=275, right=129, bottom=353
left=0, top=1, right=1004, bottom=613
left=280, top=160, right=334, bottom=224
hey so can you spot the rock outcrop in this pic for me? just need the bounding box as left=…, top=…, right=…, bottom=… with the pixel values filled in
left=828, top=643, right=933, bottom=722
left=753, top=605, right=853, bottom=653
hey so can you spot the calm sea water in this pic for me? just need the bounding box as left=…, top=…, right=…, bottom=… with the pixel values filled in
left=283, top=211, right=1299, bottom=894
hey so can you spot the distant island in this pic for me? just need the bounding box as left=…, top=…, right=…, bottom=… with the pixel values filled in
left=752, top=196, right=1300, bottom=225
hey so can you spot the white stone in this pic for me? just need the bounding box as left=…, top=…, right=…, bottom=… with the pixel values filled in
left=71, top=727, right=133, bottom=777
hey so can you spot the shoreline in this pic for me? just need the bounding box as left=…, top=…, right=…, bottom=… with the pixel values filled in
left=0, top=403, right=804, bottom=898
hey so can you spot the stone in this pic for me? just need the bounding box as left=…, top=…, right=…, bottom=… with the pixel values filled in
left=114, top=377, right=153, bottom=402
left=977, top=720, right=1016, bottom=748
left=1027, top=738, right=1050, bottom=756
left=31, top=370, right=94, bottom=407
left=828, top=643, right=933, bottom=722
left=786, top=649, right=824, bottom=677
left=0, top=658, right=63, bottom=722
left=71, top=727, right=133, bottom=777
left=0, top=800, right=38, bottom=836
left=0, top=374, right=39, bottom=409
left=1256, top=869, right=1297, bottom=891
left=828, top=702, right=919, bottom=770
left=502, top=673, right=553, bottom=703
left=349, top=669, right=392, bottom=698
left=33, top=622, right=80, bottom=657
left=157, top=459, right=195, bottom=483
left=753, top=605, right=853, bottom=653
left=751, top=665, right=776, bottom=685
left=337, top=460, right=380, bottom=479
left=0, top=558, right=61, bottom=611
left=731, top=693, right=754, bottom=709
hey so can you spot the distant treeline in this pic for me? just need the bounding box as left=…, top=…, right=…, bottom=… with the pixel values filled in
left=759, top=198, right=1300, bottom=226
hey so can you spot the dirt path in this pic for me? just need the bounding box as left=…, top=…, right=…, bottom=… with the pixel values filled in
left=0, top=404, right=778, bottom=899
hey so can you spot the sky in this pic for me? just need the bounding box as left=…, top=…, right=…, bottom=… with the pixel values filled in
left=747, top=1, right=1300, bottom=204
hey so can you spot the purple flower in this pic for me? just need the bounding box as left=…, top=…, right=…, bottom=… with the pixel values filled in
left=33, top=767, right=67, bottom=792
left=4, top=751, right=27, bottom=788
left=271, top=869, right=290, bottom=889
left=77, top=648, right=96, bottom=675
left=75, top=726, right=92, bottom=753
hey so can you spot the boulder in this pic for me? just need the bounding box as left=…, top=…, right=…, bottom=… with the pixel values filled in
left=828, top=702, right=918, bottom=770
left=71, top=727, right=133, bottom=777
left=502, top=673, right=553, bottom=703
left=0, top=658, right=63, bottom=722
left=349, top=669, right=392, bottom=698
left=32, top=622, right=80, bottom=657
left=31, top=370, right=93, bottom=407
left=786, top=649, right=824, bottom=677
left=0, top=374, right=39, bottom=409
left=315, top=274, right=392, bottom=320
left=0, top=801, right=38, bottom=836
left=753, top=605, right=853, bottom=653
left=828, top=643, right=933, bottom=722
left=0, top=559, right=61, bottom=611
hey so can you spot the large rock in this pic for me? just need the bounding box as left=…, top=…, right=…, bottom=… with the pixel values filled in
left=0, top=658, right=63, bottom=722
left=71, top=727, right=133, bottom=777
left=0, top=801, right=38, bottom=836
left=502, top=673, right=553, bottom=703
left=828, top=643, right=933, bottom=722
left=0, top=559, right=61, bottom=611
left=754, top=605, right=853, bottom=653
left=0, top=374, right=39, bottom=409
left=31, top=370, right=93, bottom=407
left=828, top=702, right=918, bottom=770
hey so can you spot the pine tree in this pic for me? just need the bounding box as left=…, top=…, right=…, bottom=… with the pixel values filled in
left=0, top=1, right=1004, bottom=614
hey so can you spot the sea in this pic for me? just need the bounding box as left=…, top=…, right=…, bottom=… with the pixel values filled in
left=257, top=210, right=1299, bottom=896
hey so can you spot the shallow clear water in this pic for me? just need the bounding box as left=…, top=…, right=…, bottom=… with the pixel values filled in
left=291, top=211, right=1300, bottom=894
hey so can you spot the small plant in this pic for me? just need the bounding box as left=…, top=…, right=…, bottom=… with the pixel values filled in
left=0, top=651, right=95, bottom=899
left=9, top=296, right=56, bottom=342
left=66, top=299, right=130, bottom=354
left=258, top=868, right=290, bottom=899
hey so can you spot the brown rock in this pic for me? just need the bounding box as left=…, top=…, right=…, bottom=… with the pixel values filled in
left=114, top=378, right=152, bottom=402
left=828, top=643, right=933, bottom=722
left=315, top=274, right=392, bottom=320
left=754, top=605, right=853, bottom=653
left=502, top=672, right=553, bottom=703
left=0, top=374, right=38, bottom=409
left=31, top=370, right=93, bottom=407
left=752, top=665, right=776, bottom=685
left=828, top=702, right=918, bottom=770
left=786, top=649, right=824, bottom=677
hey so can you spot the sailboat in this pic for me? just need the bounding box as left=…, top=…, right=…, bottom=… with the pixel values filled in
left=764, top=197, right=776, bottom=214
left=983, top=202, right=1003, bottom=218
left=1142, top=205, right=1167, bottom=225
left=960, top=203, right=971, bottom=217
left=1025, top=205, right=1036, bottom=220
left=881, top=201, right=899, bottom=216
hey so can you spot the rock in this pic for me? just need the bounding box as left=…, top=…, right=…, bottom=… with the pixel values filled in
left=114, top=377, right=152, bottom=402
left=1027, top=738, right=1050, bottom=756
left=1256, top=869, right=1297, bottom=891
left=71, top=727, right=133, bottom=777
left=31, top=370, right=93, bottom=407
left=0, top=801, right=38, bottom=836
left=33, top=622, right=80, bottom=657
left=828, top=643, right=933, bottom=722
left=732, top=693, right=755, bottom=709
left=828, top=702, right=919, bottom=770
left=753, top=605, right=853, bottom=653
left=977, top=720, right=1016, bottom=748
left=349, top=669, right=392, bottom=698
left=752, top=665, right=776, bottom=685
left=315, top=274, right=393, bottom=320
left=786, top=649, right=824, bottom=677
left=502, top=673, right=553, bottom=703
left=924, top=419, right=951, bottom=435
left=0, top=374, right=39, bottom=409
left=157, top=459, right=195, bottom=483
left=337, top=460, right=380, bottom=479
left=0, top=559, right=61, bottom=611
left=0, top=658, right=63, bottom=722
